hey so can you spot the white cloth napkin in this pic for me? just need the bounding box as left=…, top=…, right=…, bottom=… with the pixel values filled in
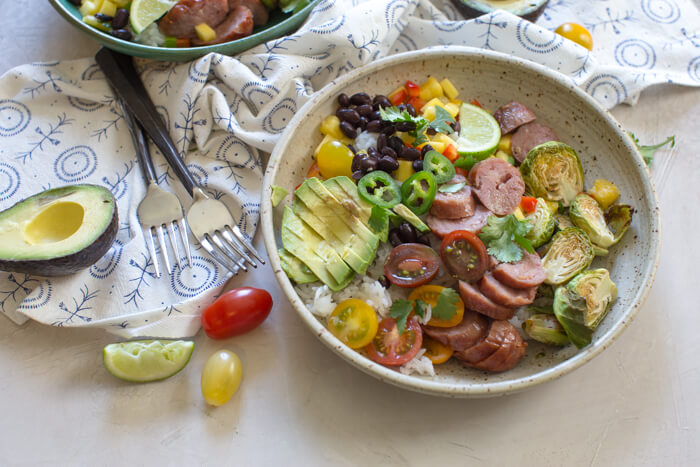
left=0, top=0, right=697, bottom=337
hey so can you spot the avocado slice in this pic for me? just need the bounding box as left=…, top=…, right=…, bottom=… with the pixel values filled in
left=278, top=248, right=318, bottom=284
left=393, top=203, right=430, bottom=233
left=323, top=176, right=372, bottom=224
left=0, top=184, right=118, bottom=276
left=451, top=0, right=549, bottom=21
left=281, top=206, right=354, bottom=291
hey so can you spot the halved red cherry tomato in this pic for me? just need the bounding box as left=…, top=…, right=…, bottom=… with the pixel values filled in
left=440, top=230, right=489, bottom=282
left=520, top=196, right=538, bottom=213
left=407, top=96, right=425, bottom=112
left=384, top=243, right=440, bottom=288
left=327, top=299, right=378, bottom=349
left=555, top=23, right=593, bottom=51
left=201, top=287, right=273, bottom=339
left=408, top=284, right=465, bottom=328
left=422, top=335, right=454, bottom=364
left=389, top=87, right=408, bottom=106
left=366, top=317, right=422, bottom=366
left=405, top=80, right=421, bottom=97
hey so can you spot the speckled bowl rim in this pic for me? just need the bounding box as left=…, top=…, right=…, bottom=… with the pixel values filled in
left=261, top=46, right=661, bottom=398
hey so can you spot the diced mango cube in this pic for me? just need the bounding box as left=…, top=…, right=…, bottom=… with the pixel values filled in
left=393, top=160, right=415, bottom=183
left=450, top=99, right=463, bottom=108
left=443, top=102, right=460, bottom=118
left=79, top=1, right=99, bottom=17
left=320, top=115, right=345, bottom=140
left=432, top=133, right=456, bottom=146
left=440, top=78, right=459, bottom=100
left=98, top=0, right=117, bottom=17
left=498, top=134, right=512, bottom=155
left=419, top=77, right=444, bottom=102
left=422, top=105, right=436, bottom=121
left=195, top=23, right=216, bottom=42
left=513, top=206, right=525, bottom=221
left=423, top=141, right=447, bottom=154
left=82, top=15, right=110, bottom=32
left=588, top=179, right=620, bottom=210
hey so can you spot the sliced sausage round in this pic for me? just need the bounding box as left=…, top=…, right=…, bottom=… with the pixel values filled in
left=491, top=251, right=546, bottom=289
left=429, top=183, right=475, bottom=219
left=159, top=0, right=229, bottom=38
left=469, top=158, right=525, bottom=216
left=511, top=122, right=558, bottom=163
left=423, top=309, right=489, bottom=352
left=192, top=5, right=254, bottom=45
left=458, top=280, right=515, bottom=320
left=425, top=203, right=491, bottom=238
left=479, top=272, right=537, bottom=307
left=463, top=322, right=527, bottom=372
left=229, top=0, right=268, bottom=26
left=493, top=101, right=537, bottom=134
left=454, top=319, right=504, bottom=363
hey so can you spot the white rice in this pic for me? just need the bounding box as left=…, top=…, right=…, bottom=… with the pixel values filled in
left=354, top=131, right=379, bottom=152
left=133, top=23, right=166, bottom=47
left=399, top=349, right=435, bottom=377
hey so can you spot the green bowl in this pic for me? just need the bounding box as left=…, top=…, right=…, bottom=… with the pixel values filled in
left=49, top=0, right=321, bottom=61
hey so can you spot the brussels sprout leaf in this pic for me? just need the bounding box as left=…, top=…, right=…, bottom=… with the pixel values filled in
left=479, top=215, right=535, bottom=263
left=432, top=288, right=459, bottom=322
left=627, top=132, right=675, bottom=166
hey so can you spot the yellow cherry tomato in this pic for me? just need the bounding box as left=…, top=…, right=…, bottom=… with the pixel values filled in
left=201, top=350, right=242, bottom=406
left=555, top=23, right=593, bottom=51
left=408, top=285, right=465, bottom=328
left=328, top=299, right=379, bottom=349
left=316, top=139, right=354, bottom=179
left=422, top=335, right=454, bottom=365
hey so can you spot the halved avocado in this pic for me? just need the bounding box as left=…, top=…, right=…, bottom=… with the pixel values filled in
left=450, top=0, right=549, bottom=21
left=0, top=185, right=118, bottom=276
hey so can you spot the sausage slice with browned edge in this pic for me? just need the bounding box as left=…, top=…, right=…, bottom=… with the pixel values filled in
left=229, top=0, right=269, bottom=26
left=159, top=0, right=229, bottom=38
left=454, top=319, right=503, bottom=363
left=510, top=122, right=558, bottom=163
left=425, top=203, right=492, bottom=238
left=192, top=5, right=254, bottom=45
left=429, top=178, right=476, bottom=219
left=423, top=309, right=490, bottom=351
left=493, top=101, right=537, bottom=134
left=469, top=158, right=525, bottom=216
left=462, top=321, right=527, bottom=372
left=458, top=280, right=515, bottom=320
left=491, top=251, right=546, bottom=289
left=479, top=272, right=537, bottom=307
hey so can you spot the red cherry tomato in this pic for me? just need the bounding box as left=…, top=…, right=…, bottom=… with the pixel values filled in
left=440, top=230, right=489, bottom=282
left=366, top=317, right=423, bottom=366
left=201, top=287, right=273, bottom=339
left=520, top=196, right=538, bottom=213
left=384, top=243, right=440, bottom=288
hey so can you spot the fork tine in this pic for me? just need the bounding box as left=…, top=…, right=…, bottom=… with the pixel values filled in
left=178, top=219, right=193, bottom=267
left=211, top=232, right=248, bottom=272
left=167, top=222, right=182, bottom=270
left=200, top=235, right=240, bottom=275
left=144, top=227, right=161, bottom=278
left=219, top=229, right=255, bottom=268
left=156, top=225, right=172, bottom=274
left=225, top=225, right=265, bottom=265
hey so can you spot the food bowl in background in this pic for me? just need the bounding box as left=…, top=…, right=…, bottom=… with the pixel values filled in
left=261, top=47, right=660, bottom=397
left=450, top=0, right=550, bottom=21
left=49, top=0, right=321, bottom=61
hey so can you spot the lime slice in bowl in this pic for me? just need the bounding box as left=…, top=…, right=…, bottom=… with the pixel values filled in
left=103, top=340, right=194, bottom=382
left=129, top=0, right=178, bottom=34
left=455, top=103, right=501, bottom=159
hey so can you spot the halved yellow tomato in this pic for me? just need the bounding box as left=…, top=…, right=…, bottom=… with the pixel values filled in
left=555, top=23, right=593, bottom=51
left=327, top=299, right=379, bottom=349
left=316, top=139, right=354, bottom=179
left=422, top=335, right=453, bottom=364
left=408, top=284, right=464, bottom=328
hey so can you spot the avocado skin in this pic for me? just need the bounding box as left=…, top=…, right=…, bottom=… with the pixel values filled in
left=450, top=0, right=549, bottom=21
left=0, top=188, right=119, bottom=276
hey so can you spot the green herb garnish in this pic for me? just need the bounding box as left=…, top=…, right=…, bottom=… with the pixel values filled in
left=380, top=105, right=456, bottom=147
left=627, top=132, right=675, bottom=166
left=479, top=214, right=535, bottom=263
left=431, top=288, right=459, bottom=322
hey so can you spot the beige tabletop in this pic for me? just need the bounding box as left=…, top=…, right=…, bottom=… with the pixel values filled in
left=1, top=2, right=699, bottom=466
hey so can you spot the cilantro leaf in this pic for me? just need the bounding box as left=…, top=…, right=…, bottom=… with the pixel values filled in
left=414, top=299, right=428, bottom=320
left=627, top=132, right=675, bottom=166
left=478, top=214, right=534, bottom=263
left=428, top=106, right=456, bottom=135
left=438, top=181, right=466, bottom=193
left=432, top=288, right=459, bottom=322
left=379, top=106, right=426, bottom=126
left=389, top=299, right=414, bottom=334
left=368, top=205, right=390, bottom=241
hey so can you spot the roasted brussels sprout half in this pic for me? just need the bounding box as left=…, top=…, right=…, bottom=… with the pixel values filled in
left=554, top=212, right=574, bottom=231
left=520, top=142, right=584, bottom=207
left=525, top=197, right=556, bottom=248
left=541, top=227, right=594, bottom=285
left=570, top=193, right=616, bottom=248
left=606, top=204, right=634, bottom=244
left=568, top=268, right=618, bottom=330
left=553, top=286, right=593, bottom=349
left=523, top=314, right=570, bottom=346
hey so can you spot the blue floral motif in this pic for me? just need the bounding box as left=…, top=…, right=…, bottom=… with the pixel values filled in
left=0, top=274, right=40, bottom=313
left=16, top=279, right=52, bottom=311
left=262, top=97, right=297, bottom=134
left=102, top=161, right=134, bottom=200
left=53, top=285, right=98, bottom=326
left=0, top=99, right=31, bottom=137
left=615, top=39, right=657, bottom=69
left=688, top=56, right=700, bottom=82
left=54, top=145, right=98, bottom=183
left=15, top=113, right=74, bottom=164
left=585, top=74, right=629, bottom=106
left=67, top=96, right=103, bottom=112
left=0, top=162, right=21, bottom=202
left=641, top=0, right=681, bottom=24
left=89, top=239, right=124, bottom=279
left=170, top=255, right=221, bottom=298
left=516, top=20, right=563, bottom=53
left=309, top=15, right=345, bottom=34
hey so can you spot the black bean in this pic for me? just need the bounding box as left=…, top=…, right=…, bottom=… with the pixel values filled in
left=67, top=0, right=81, bottom=5
left=401, top=146, right=421, bottom=161
left=398, top=223, right=417, bottom=243
left=111, top=29, right=132, bottom=41
left=416, top=235, right=431, bottom=246
left=337, top=93, right=350, bottom=107
left=376, top=134, right=387, bottom=152
left=336, top=108, right=360, bottom=125
left=352, top=170, right=364, bottom=181
left=381, top=147, right=397, bottom=159
left=421, top=144, right=435, bottom=156
left=378, top=276, right=391, bottom=289
left=95, top=13, right=113, bottom=22
left=412, top=159, right=423, bottom=172
left=380, top=125, right=396, bottom=136
left=351, top=153, right=364, bottom=172
left=426, top=127, right=437, bottom=136
left=373, top=95, right=392, bottom=109
left=361, top=157, right=377, bottom=172
left=378, top=156, right=399, bottom=172
left=340, top=121, right=357, bottom=138
left=369, top=110, right=381, bottom=121
left=357, top=117, right=367, bottom=131
left=367, top=146, right=379, bottom=158
left=366, top=120, right=382, bottom=133
left=396, top=121, right=417, bottom=132
left=388, top=135, right=405, bottom=153
left=452, top=121, right=461, bottom=134
left=356, top=104, right=373, bottom=117
left=389, top=229, right=402, bottom=247
left=112, top=9, right=129, bottom=29
left=406, top=103, right=417, bottom=117
left=350, top=92, right=371, bottom=106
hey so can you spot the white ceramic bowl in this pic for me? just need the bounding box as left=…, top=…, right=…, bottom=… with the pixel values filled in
left=261, top=47, right=660, bottom=397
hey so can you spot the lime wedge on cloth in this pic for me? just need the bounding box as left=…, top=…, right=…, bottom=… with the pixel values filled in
left=103, top=340, right=194, bottom=382
left=129, top=0, right=178, bottom=34
left=455, top=103, right=501, bottom=159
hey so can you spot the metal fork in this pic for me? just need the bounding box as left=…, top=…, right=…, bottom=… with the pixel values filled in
left=122, top=104, right=192, bottom=278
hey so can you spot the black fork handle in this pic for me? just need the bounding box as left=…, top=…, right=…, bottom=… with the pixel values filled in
left=95, top=47, right=196, bottom=195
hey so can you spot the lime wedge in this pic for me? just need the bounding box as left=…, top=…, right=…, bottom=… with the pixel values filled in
left=103, top=340, right=194, bottom=382
left=455, top=103, right=501, bottom=159
left=129, top=0, right=178, bottom=34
